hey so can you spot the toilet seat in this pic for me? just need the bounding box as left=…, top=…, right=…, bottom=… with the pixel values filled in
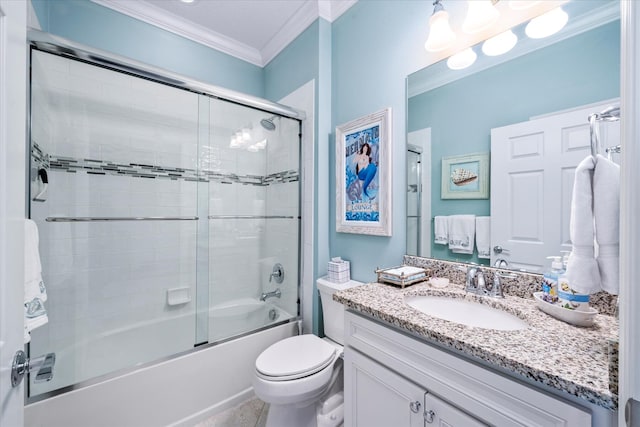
left=256, top=335, right=337, bottom=381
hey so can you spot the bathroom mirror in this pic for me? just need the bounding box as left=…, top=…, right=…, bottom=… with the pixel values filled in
left=406, top=0, right=620, bottom=272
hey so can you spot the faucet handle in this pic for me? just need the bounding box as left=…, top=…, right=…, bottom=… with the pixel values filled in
left=490, top=271, right=517, bottom=298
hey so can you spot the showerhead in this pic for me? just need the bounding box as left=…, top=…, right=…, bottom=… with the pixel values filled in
left=260, top=115, right=278, bottom=131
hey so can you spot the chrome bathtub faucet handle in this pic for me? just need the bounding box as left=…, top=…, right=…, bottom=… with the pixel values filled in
left=269, top=263, right=284, bottom=284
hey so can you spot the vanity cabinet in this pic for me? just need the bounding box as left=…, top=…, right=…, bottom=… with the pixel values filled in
left=344, top=311, right=595, bottom=427
left=347, top=349, right=485, bottom=426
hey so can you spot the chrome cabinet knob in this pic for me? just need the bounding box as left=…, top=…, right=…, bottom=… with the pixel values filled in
left=424, top=409, right=436, bottom=423
left=409, top=401, right=421, bottom=413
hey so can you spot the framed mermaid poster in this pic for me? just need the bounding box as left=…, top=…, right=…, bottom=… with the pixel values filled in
left=335, top=107, right=392, bottom=236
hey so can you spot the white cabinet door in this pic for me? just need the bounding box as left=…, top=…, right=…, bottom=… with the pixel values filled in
left=491, top=101, right=619, bottom=272
left=345, top=349, right=424, bottom=427
left=424, top=392, right=486, bottom=426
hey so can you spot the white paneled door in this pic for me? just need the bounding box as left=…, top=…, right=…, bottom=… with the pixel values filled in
left=0, top=0, right=27, bottom=425
left=490, top=101, right=619, bottom=272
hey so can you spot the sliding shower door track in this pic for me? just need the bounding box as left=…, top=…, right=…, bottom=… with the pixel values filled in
left=208, top=215, right=300, bottom=219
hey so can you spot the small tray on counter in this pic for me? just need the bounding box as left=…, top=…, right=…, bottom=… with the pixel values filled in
left=375, top=265, right=430, bottom=288
left=533, top=292, right=598, bottom=327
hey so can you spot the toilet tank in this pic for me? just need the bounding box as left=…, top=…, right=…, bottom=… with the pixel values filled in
left=317, top=277, right=363, bottom=345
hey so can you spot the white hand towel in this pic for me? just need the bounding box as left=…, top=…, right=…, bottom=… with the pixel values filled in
left=433, top=216, right=448, bottom=245
left=447, top=215, right=475, bottom=254
left=593, top=154, right=620, bottom=295
left=475, top=216, right=491, bottom=259
left=24, top=219, right=48, bottom=343
left=566, top=156, right=601, bottom=294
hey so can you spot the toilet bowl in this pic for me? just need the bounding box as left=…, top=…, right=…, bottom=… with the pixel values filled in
left=253, top=277, right=362, bottom=427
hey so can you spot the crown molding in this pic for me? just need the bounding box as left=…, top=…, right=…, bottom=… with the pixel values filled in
left=92, top=0, right=357, bottom=68
left=318, top=0, right=358, bottom=22
left=261, top=0, right=319, bottom=66
left=92, top=0, right=263, bottom=66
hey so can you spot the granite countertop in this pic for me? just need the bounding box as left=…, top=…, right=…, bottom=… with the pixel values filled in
left=334, top=281, right=619, bottom=410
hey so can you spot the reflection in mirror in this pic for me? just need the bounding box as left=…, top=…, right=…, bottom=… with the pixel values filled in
left=406, top=0, right=620, bottom=272
left=407, top=147, right=422, bottom=255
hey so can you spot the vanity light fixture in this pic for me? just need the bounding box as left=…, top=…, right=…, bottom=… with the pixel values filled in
left=507, top=0, right=541, bottom=10
left=462, top=0, right=500, bottom=34
left=447, top=47, right=477, bottom=70
left=525, top=6, right=568, bottom=39
left=179, top=0, right=196, bottom=3
left=482, top=29, right=518, bottom=56
left=424, top=0, right=456, bottom=53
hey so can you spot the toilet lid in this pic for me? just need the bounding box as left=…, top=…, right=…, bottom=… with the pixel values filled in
left=256, top=335, right=337, bottom=380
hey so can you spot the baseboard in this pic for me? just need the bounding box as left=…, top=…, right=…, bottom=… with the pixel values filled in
left=169, top=387, right=255, bottom=427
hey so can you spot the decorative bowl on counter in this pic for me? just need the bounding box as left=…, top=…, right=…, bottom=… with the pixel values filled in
left=533, top=292, right=598, bottom=327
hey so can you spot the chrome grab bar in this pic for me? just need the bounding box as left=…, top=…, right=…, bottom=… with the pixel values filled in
left=46, top=216, right=198, bottom=222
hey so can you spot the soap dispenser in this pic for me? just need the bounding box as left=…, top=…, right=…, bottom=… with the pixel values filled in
left=558, top=252, right=590, bottom=311
left=541, top=256, right=562, bottom=303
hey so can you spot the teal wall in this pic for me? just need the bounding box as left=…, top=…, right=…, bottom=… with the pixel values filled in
left=31, top=0, right=264, bottom=96
left=263, top=19, right=333, bottom=335
left=330, top=1, right=433, bottom=282
left=408, top=21, right=620, bottom=263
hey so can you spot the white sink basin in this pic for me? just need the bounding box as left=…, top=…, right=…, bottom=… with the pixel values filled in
left=405, top=296, right=529, bottom=331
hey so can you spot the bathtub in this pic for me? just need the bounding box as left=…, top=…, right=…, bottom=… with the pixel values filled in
left=209, top=298, right=289, bottom=342
left=25, top=302, right=297, bottom=427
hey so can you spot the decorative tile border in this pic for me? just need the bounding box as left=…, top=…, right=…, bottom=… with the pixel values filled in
left=402, top=255, right=618, bottom=316
left=37, top=151, right=298, bottom=186
left=31, top=142, right=50, bottom=170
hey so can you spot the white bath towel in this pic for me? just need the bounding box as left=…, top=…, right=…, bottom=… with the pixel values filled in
left=434, top=216, right=448, bottom=245
left=447, top=215, right=475, bottom=254
left=24, top=219, right=48, bottom=343
left=475, top=216, right=491, bottom=259
left=593, top=154, right=620, bottom=295
left=566, top=156, right=601, bottom=294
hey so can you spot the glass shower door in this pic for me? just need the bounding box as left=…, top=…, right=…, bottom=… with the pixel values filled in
left=206, top=99, right=300, bottom=342
left=29, top=49, right=202, bottom=397
left=407, top=149, right=422, bottom=255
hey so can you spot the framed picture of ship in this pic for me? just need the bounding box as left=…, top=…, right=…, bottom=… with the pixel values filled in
left=335, top=107, right=392, bottom=236
left=441, top=153, right=489, bottom=199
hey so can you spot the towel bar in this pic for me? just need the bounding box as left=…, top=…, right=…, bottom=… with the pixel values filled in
left=45, top=216, right=198, bottom=222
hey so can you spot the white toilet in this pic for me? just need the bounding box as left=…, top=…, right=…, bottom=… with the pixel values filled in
left=253, top=277, right=362, bottom=427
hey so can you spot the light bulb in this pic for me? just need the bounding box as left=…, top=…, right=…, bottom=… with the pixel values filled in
left=242, top=128, right=251, bottom=142
left=525, top=7, right=568, bottom=39
left=424, top=7, right=456, bottom=52
left=447, top=48, right=477, bottom=70
left=462, top=1, right=500, bottom=34
left=482, top=30, right=518, bottom=56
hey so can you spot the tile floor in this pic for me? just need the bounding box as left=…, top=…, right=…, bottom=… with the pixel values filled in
left=194, top=398, right=269, bottom=427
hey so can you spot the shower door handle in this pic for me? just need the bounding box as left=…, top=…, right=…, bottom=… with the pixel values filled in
left=11, top=350, right=56, bottom=387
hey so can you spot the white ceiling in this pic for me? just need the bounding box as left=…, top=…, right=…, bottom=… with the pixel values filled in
left=92, top=0, right=357, bottom=67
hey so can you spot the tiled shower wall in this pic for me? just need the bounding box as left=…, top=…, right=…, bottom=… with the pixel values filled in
left=29, top=50, right=300, bottom=395
left=207, top=100, right=300, bottom=318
